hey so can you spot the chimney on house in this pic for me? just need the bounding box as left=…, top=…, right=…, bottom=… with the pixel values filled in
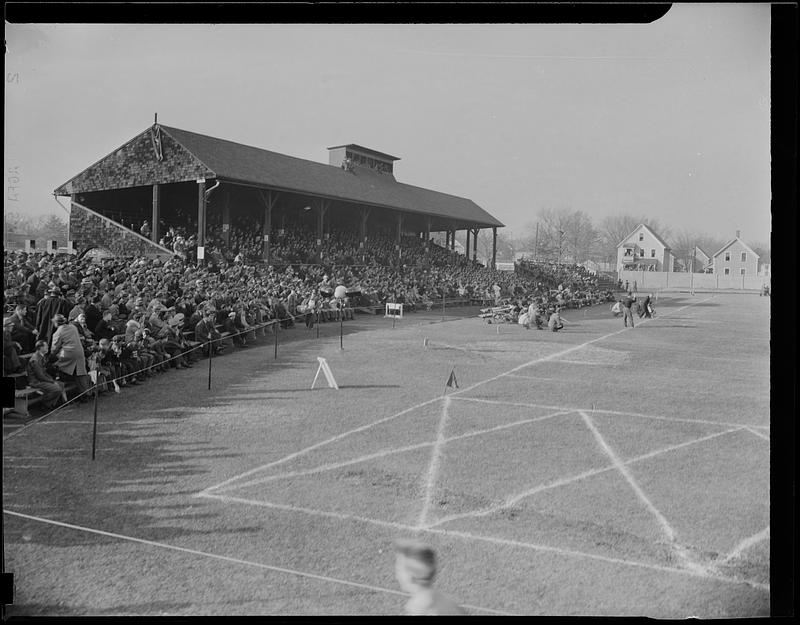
left=735, top=230, right=740, bottom=239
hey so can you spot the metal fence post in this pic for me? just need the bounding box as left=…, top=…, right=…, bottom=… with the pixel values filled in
left=91, top=382, right=99, bottom=461
left=207, top=340, right=213, bottom=390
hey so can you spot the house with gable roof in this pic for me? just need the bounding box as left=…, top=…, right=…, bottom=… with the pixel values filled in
left=708, top=231, right=759, bottom=277
left=694, top=246, right=712, bottom=273
left=616, top=223, right=675, bottom=273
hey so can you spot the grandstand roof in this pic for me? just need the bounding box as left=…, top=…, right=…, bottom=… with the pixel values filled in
left=55, top=124, right=503, bottom=229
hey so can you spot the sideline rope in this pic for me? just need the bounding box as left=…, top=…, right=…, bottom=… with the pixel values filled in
left=3, top=308, right=360, bottom=442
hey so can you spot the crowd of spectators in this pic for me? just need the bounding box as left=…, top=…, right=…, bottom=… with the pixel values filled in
left=4, top=224, right=613, bottom=412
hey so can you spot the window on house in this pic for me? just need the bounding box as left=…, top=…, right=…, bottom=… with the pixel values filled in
left=741, top=252, right=747, bottom=262
left=650, top=249, right=656, bottom=257
left=740, top=268, right=746, bottom=276
left=639, top=249, right=645, bottom=257
left=624, top=249, right=632, bottom=256
left=725, top=252, right=730, bottom=261
left=724, top=268, right=730, bottom=276
left=638, top=233, right=644, bottom=241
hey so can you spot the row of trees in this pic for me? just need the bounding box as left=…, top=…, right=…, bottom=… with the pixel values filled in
left=463, top=207, right=769, bottom=271
left=5, top=208, right=769, bottom=272
left=4, top=211, right=69, bottom=244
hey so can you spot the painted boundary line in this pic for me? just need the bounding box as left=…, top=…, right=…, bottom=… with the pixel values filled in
left=2, top=509, right=514, bottom=616
left=722, top=526, right=770, bottom=563
left=225, top=409, right=572, bottom=493
left=200, top=396, right=444, bottom=495
left=744, top=427, right=770, bottom=441
left=452, top=397, right=768, bottom=431
left=423, top=426, right=743, bottom=529
left=193, top=493, right=768, bottom=592
left=579, top=410, right=707, bottom=575
left=199, top=296, right=712, bottom=496
left=417, top=396, right=452, bottom=529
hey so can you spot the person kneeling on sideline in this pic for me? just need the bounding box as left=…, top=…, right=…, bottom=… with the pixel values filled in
left=394, top=538, right=465, bottom=616
left=548, top=307, right=564, bottom=332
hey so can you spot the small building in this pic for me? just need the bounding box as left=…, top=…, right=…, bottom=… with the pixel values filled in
left=709, top=232, right=759, bottom=277
left=694, top=246, right=712, bottom=273
left=616, top=223, right=674, bottom=273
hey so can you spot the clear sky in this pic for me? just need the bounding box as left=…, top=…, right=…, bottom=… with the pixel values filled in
left=5, top=4, right=771, bottom=243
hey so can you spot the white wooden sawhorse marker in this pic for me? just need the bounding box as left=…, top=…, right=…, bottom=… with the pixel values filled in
left=311, top=357, right=339, bottom=390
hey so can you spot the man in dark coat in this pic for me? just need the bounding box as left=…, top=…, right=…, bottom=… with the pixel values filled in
left=622, top=292, right=636, bottom=328
left=195, top=311, right=223, bottom=356
left=27, top=340, right=67, bottom=409
left=35, top=288, right=70, bottom=347
left=9, top=304, right=38, bottom=353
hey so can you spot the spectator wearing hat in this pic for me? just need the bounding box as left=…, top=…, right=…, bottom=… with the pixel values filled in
left=9, top=304, right=38, bottom=353
left=71, top=312, right=95, bottom=348
left=162, top=313, right=193, bottom=367
left=50, top=314, right=92, bottom=399
left=26, top=339, right=67, bottom=409
left=84, top=295, right=103, bottom=332
left=3, top=316, right=24, bottom=374
left=94, top=309, right=118, bottom=342
left=195, top=310, right=223, bottom=356
left=96, top=338, right=123, bottom=392
left=223, top=311, right=246, bottom=347
left=112, top=336, right=142, bottom=385
left=35, top=287, right=70, bottom=348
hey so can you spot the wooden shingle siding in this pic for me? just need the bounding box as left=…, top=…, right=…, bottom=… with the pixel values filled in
left=70, top=202, right=175, bottom=259
left=55, top=128, right=210, bottom=195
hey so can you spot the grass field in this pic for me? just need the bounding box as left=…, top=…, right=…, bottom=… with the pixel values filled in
left=2, top=293, right=770, bottom=616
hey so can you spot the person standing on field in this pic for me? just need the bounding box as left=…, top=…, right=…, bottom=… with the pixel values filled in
left=622, top=292, right=635, bottom=328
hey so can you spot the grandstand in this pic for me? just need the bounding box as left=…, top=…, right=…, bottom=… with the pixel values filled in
left=53, top=121, right=504, bottom=267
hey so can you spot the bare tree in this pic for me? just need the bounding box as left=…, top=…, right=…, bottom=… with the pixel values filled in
left=4, top=210, right=35, bottom=234
left=597, top=214, right=673, bottom=266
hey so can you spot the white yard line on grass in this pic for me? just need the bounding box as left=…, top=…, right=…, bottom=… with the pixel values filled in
left=2, top=509, right=514, bottom=616
left=423, top=526, right=770, bottom=592
left=722, top=526, right=770, bottom=563
left=199, top=296, right=711, bottom=496
left=424, top=426, right=742, bottom=529
left=744, top=427, right=770, bottom=441
left=579, top=410, right=709, bottom=576
left=416, top=396, right=452, bottom=529
left=200, top=396, right=444, bottom=495
left=453, top=398, right=765, bottom=431
left=226, top=409, right=571, bottom=492
left=196, top=493, right=767, bottom=592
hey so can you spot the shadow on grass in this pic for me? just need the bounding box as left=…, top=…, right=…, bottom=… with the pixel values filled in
left=6, top=600, right=202, bottom=617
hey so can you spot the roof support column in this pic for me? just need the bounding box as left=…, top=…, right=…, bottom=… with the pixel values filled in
left=491, top=226, right=498, bottom=270
left=424, top=217, right=431, bottom=255
left=151, top=184, right=161, bottom=244
left=315, top=199, right=330, bottom=260
left=221, top=190, right=231, bottom=248
left=396, top=212, right=403, bottom=261
left=360, top=206, right=371, bottom=260
left=472, top=228, right=479, bottom=262
left=465, top=227, right=470, bottom=259
left=258, top=190, right=279, bottom=265
left=197, top=179, right=206, bottom=266
left=450, top=229, right=456, bottom=252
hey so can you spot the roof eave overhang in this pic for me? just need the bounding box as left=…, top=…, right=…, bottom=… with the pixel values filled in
left=216, top=176, right=504, bottom=229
